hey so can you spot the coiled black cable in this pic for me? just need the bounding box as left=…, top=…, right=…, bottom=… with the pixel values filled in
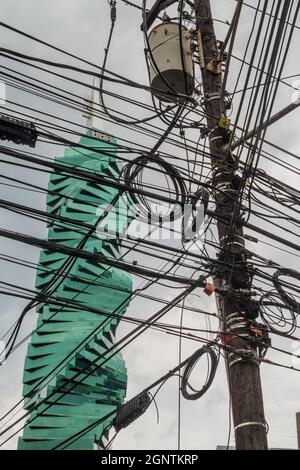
left=181, top=346, right=218, bottom=401
left=123, top=154, right=188, bottom=223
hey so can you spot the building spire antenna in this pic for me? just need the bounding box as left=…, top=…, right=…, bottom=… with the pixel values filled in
left=83, top=76, right=105, bottom=131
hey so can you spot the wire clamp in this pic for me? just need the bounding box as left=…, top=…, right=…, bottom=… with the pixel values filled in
left=205, top=92, right=221, bottom=102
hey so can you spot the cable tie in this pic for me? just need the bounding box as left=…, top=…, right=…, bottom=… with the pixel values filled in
left=234, top=421, right=266, bottom=432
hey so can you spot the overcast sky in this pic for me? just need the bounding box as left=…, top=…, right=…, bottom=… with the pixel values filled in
left=0, top=0, right=299, bottom=450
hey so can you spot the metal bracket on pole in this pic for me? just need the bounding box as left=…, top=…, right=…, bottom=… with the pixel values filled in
left=223, top=101, right=300, bottom=152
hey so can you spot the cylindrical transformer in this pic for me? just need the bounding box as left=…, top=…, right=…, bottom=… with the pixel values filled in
left=148, top=21, right=194, bottom=102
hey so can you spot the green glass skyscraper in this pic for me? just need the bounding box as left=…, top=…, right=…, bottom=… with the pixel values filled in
left=18, top=89, right=132, bottom=450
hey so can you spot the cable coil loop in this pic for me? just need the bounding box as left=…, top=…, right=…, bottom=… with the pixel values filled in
left=181, top=346, right=218, bottom=401
left=123, top=154, right=188, bottom=223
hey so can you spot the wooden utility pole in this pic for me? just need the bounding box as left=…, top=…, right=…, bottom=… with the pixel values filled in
left=194, top=0, right=268, bottom=449
left=296, top=412, right=300, bottom=449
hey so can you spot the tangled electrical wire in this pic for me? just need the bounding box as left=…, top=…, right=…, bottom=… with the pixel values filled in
left=122, top=153, right=212, bottom=249
left=260, top=291, right=297, bottom=336
left=272, top=268, right=300, bottom=314
left=257, top=268, right=300, bottom=336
